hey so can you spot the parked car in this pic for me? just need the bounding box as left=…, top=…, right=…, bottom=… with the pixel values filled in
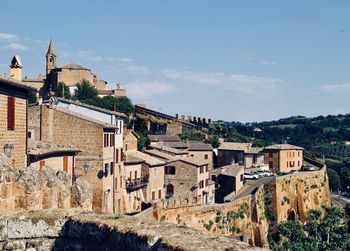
left=256, top=170, right=274, bottom=177
left=244, top=172, right=260, bottom=180
left=253, top=171, right=265, bottom=178
left=304, top=165, right=317, bottom=171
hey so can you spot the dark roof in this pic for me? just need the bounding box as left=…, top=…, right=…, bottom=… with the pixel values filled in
left=188, top=142, right=213, bottom=151
left=264, top=144, right=304, bottom=151
left=28, top=140, right=80, bottom=158
left=57, top=97, right=127, bottom=118
left=148, top=135, right=181, bottom=142
left=0, top=75, right=37, bottom=92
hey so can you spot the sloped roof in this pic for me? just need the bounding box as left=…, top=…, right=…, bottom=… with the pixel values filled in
left=245, top=147, right=264, bottom=154
left=264, top=144, right=304, bottom=151
left=28, top=140, right=80, bottom=157
left=127, top=151, right=165, bottom=167
left=218, top=142, right=251, bottom=151
left=148, top=135, right=181, bottom=142
left=60, top=62, right=89, bottom=70
left=178, top=157, right=209, bottom=167
left=0, top=74, right=37, bottom=92
left=10, top=55, right=23, bottom=68
left=162, top=141, right=188, bottom=149
left=57, top=98, right=127, bottom=118
left=31, top=104, right=118, bottom=129
left=188, top=141, right=213, bottom=151
left=150, top=144, right=188, bottom=155
left=144, top=149, right=176, bottom=161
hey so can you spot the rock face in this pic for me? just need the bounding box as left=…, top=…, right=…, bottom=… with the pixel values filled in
left=153, top=166, right=331, bottom=249
left=0, top=157, right=92, bottom=212
left=0, top=210, right=265, bottom=251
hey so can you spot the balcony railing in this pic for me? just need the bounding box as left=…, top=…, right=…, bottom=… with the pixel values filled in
left=126, top=175, right=149, bottom=192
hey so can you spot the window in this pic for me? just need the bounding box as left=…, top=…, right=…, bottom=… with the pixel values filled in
left=240, top=174, right=244, bottom=182
left=105, top=163, right=109, bottom=176
left=110, top=162, right=114, bottom=175
left=115, top=178, right=118, bottom=188
left=39, top=160, right=45, bottom=169
left=298, top=161, right=300, bottom=167
left=191, top=154, right=194, bottom=157
left=287, top=161, right=289, bottom=168
left=158, top=189, right=162, bottom=199
left=116, top=149, right=119, bottom=162
left=120, top=176, right=122, bottom=188
left=205, top=179, right=208, bottom=187
left=200, top=166, right=203, bottom=174
left=269, top=152, right=273, bottom=158
left=125, top=144, right=128, bottom=151
left=204, top=154, right=208, bottom=160
left=134, top=170, right=137, bottom=179
left=28, top=131, right=32, bottom=138
left=63, top=156, right=68, bottom=172
left=293, top=152, right=295, bottom=157
left=152, top=191, right=155, bottom=201
left=211, top=175, right=216, bottom=181
left=110, top=134, right=114, bottom=147
left=199, top=180, right=204, bottom=189
left=298, top=151, right=301, bottom=157
left=205, top=165, right=208, bottom=172
left=7, top=96, right=15, bottom=130
left=166, top=184, right=174, bottom=197
left=104, top=134, right=108, bottom=147
left=165, top=166, right=175, bottom=175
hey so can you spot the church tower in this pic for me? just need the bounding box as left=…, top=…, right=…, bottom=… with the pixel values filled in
left=46, top=39, right=56, bottom=76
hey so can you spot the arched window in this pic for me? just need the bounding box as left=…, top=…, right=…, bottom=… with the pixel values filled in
left=166, top=184, right=174, bottom=198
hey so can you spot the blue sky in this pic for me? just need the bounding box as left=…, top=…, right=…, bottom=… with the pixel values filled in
left=1, top=1, right=350, bottom=122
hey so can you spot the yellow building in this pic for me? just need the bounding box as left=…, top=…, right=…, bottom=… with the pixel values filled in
left=264, top=144, right=304, bottom=174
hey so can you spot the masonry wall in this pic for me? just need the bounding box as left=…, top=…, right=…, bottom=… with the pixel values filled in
left=28, top=105, right=111, bottom=213
left=56, top=68, right=94, bottom=86
left=164, top=161, right=198, bottom=200
left=146, top=164, right=165, bottom=202
left=0, top=94, right=27, bottom=168
left=189, top=150, right=213, bottom=170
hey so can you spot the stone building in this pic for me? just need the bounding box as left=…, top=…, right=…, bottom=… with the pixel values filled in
left=149, top=144, right=188, bottom=158
left=263, top=144, right=304, bottom=174
left=28, top=103, right=123, bottom=213
left=123, top=128, right=139, bottom=151
left=164, top=157, right=214, bottom=205
left=187, top=141, right=214, bottom=170
left=20, top=40, right=124, bottom=97
left=0, top=75, right=36, bottom=168
left=123, top=151, right=165, bottom=213
left=210, top=164, right=244, bottom=203
left=218, top=142, right=265, bottom=168
left=27, top=140, right=80, bottom=183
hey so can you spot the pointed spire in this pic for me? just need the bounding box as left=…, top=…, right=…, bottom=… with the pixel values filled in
left=46, top=39, right=55, bottom=56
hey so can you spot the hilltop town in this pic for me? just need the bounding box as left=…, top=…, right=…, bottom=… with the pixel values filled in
left=0, top=41, right=348, bottom=250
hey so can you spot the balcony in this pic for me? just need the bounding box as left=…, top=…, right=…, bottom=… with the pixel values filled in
left=126, top=175, right=149, bottom=192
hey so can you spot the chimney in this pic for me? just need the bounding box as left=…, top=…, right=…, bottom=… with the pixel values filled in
left=9, top=55, right=23, bottom=81
left=175, top=114, right=179, bottom=120
left=187, top=116, right=192, bottom=122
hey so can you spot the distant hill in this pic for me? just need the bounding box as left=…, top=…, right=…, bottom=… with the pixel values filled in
left=227, top=114, right=350, bottom=162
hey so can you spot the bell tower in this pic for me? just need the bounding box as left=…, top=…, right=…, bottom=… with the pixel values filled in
left=46, top=39, right=56, bottom=76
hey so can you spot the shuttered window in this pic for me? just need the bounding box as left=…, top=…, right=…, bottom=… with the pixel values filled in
left=7, top=97, right=15, bottom=130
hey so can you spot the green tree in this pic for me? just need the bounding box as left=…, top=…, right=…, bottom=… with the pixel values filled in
left=28, top=90, right=37, bottom=104
left=271, top=206, right=350, bottom=251
left=74, top=79, right=98, bottom=100
left=56, top=82, right=71, bottom=99
left=327, top=168, right=341, bottom=191
left=340, top=167, right=350, bottom=192
left=205, top=135, right=220, bottom=148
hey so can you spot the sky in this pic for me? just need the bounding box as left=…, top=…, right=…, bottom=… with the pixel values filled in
left=0, top=1, right=350, bottom=122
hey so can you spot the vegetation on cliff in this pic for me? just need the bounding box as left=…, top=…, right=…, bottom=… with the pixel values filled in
left=269, top=205, right=350, bottom=251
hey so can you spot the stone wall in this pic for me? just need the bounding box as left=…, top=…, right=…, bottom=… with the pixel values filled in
left=153, top=166, right=331, bottom=248
left=0, top=161, right=92, bottom=213
left=0, top=95, right=27, bottom=168
left=0, top=210, right=264, bottom=251
left=271, top=166, right=331, bottom=223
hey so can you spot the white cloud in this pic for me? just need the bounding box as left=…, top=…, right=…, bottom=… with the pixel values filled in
left=126, top=80, right=175, bottom=99
left=77, top=50, right=114, bottom=62
left=2, top=43, right=30, bottom=51
left=123, top=64, right=152, bottom=75
left=319, top=84, right=350, bottom=92
left=0, top=33, right=19, bottom=42
left=259, top=60, right=277, bottom=65
left=118, top=57, right=133, bottom=63
left=161, top=69, right=283, bottom=93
